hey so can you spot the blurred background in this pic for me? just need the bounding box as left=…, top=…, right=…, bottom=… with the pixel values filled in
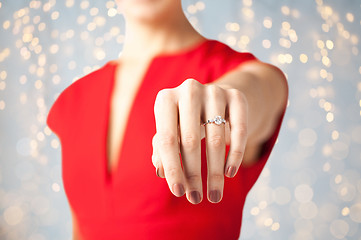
left=0, top=0, right=360, bottom=239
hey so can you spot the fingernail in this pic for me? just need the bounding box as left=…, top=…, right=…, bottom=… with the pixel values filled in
left=189, top=191, right=201, bottom=204
left=209, top=190, right=221, bottom=203
left=226, top=166, right=236, bottom=178
left=156, top=167, right=160, bottom=178
left=172, top=183, right=185, bottom=197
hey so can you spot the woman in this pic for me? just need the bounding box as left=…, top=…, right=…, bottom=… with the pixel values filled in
left=46, top=0, right=288, bottom=239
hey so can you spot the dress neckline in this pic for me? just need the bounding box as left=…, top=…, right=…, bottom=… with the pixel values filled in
left=103, top=38, right=215, bottom=183
left=148, top=38, right=212, bottom=59
left=107, top=38, right=215, bottom=67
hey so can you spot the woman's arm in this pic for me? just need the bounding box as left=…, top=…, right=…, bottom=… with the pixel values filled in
left=210, top=60, right=288, bottom=165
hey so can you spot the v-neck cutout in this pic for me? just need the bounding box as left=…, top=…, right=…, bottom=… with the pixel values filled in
left=103, top=38, right=212, bottom=183
left=104, top=59, right=154, bottom=182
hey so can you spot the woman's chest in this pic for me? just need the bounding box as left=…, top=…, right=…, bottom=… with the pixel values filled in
left=61, top=62, right=167, bottom=213
left=60, top=57, right=220, bottom=218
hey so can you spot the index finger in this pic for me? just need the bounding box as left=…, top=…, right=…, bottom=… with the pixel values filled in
left=154, top=89, right=185, bottom=197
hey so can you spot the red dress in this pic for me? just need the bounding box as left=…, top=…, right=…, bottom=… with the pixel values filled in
left=46, top=39, right=287, bottom=240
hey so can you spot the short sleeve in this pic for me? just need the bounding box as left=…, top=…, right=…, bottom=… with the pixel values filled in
left=46, top=62, right=111, bottom=139
left=205, top=48, right=260, bottom=85
left=46, top=83, right=74, bottom=139
left=237, top=52, right=259, bottom=63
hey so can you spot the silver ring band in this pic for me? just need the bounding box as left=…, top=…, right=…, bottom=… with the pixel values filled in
left=202, top=116, right=226, bottom=126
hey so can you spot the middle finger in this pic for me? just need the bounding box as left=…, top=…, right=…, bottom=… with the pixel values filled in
left=178, top=79, right=203, bottom=204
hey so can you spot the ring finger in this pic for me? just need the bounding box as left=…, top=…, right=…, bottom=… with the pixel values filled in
left=203, top=85, right=227, bottom=203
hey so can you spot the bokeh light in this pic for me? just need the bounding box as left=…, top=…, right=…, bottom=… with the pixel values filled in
left=0, top=0, right=360, bottom=239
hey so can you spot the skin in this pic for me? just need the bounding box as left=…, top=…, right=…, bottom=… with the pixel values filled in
left=71, top=0, right=288, bottom=238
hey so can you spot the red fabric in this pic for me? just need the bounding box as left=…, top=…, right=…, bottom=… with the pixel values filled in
left=46, top=39, right=287, bottom=240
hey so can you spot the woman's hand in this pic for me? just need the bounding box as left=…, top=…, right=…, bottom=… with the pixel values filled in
left=151, top=78, right=248, bottom=204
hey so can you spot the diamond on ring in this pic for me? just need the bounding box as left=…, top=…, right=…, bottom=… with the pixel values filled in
left=203, top=116, right=226, bottom=126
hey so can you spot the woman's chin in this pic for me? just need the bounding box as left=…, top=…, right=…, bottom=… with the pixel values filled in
left=126, top=9, right=168, bottom=23
left=120, top=0, right=177, bottom=24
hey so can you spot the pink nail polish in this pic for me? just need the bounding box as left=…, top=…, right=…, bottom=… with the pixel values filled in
left=189, top=191, right=201, bottom=204
left=226, top=166, right=236, bottom=178
left=209, top=190, right=221, bottom=203
left=172, top=183, right=185, bottom=197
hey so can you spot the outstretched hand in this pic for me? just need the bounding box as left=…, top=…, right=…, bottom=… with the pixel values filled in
left=151, top=78, right=248, bottom=204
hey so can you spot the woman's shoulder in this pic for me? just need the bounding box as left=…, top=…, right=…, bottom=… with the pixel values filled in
left=66, top=62, right=114, bottom=92
left=46, top=61, right=113, bottom=136
left=51, top=61, right=115, bottom=105
left=198, top=39, right=259, bottom=80
left=204, top=39, right=257, bottom=60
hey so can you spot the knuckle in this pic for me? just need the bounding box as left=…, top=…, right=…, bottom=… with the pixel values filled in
left=158, top=133, right=177, bottom=147
left=166, top=167, right=180, bottom=178
left=229, top=88, right=247, bottom=105
left=228, top=88, right=242, bottom=99
left=206, top=84, right=223, bottom=98
left=180, top=79, right=201, bottom=99
left=230, top=149, right=244, bottom=159
left=208, top=135, right=224, bottom=148
left=181, top=134, right=199, bottom=150
left=234, top=124, right=248, bottom=136
left=185, top=173, right=201, bottom=182
left=155, top=89, right=173, bottom=105
left=209, top=173, right=224, bottom=181
left=182, top=78, right=200, bottom=88
left=157, top=88, right=173, bottom=98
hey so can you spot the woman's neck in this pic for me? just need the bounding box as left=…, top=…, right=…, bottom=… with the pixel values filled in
left=121, top=13, right=205, bottom=61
